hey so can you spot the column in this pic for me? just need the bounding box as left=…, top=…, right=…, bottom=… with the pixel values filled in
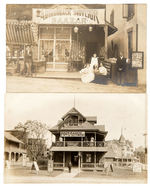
left=94, top=152, right=96, bottom=171
left=81, top=137, right=83, bottom=147
left=64, top=137, right=65, bottom=147
left=94, top=132, right=96, bottom=147
left=78, top=152, right=81, bottom=173
left=63, top=152, right=65, bottom=168
left=9, top=152, right=11, bottom=161
left=104, top=25, right=108, bottom=59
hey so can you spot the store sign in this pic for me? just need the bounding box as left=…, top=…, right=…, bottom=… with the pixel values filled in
left=131, top=51, right=144, bottom=69
left=32, top=9, right=105, bottom=25
left=60, top=131, right=85, bottom=137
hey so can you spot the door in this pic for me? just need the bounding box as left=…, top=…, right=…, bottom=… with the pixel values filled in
left=86, top=42, right=98, bottom=63
left=71, top=152, right=78, bottom=167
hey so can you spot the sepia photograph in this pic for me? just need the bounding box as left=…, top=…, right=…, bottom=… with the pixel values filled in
left=4, top=93, right=147, bottom=184
left=6, top=3, right=147, bottom=93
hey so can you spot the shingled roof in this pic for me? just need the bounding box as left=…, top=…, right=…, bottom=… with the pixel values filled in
left=5, top=131, right=24, bottom=144
left=61, top=107, right=86, bottom=120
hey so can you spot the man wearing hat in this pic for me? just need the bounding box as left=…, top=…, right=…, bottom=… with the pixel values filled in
left=24, top=45, right=33, bottom=77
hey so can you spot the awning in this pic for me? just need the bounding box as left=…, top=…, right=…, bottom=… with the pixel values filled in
left=6, top=20, right=34, bottom=45
left=105, top=21, right=118, bottom=36
left=50, top=146, right=108, bottom=152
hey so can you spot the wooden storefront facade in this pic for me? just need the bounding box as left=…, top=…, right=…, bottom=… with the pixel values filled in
left=49, top=107, right=108, bottom=171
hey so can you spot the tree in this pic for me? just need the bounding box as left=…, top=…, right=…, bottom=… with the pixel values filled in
left=14, top=120, right=49, bottom=160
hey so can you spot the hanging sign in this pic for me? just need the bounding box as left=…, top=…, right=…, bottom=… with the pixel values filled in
left=32, top=9, right=105, bottom=25
left=60, top=131, right=85, bottom=137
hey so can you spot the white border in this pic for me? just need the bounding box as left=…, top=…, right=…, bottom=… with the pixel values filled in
left=0, top=0, right=149, bottom=186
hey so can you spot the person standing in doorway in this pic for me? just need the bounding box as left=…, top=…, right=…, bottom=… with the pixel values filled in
left=25, top=45, right=33, bottom=77
left=116, top=52, right=129, bottom=86
left=68, top=161, right=72, bottom=173
left=90, top=53, right=99, bottom=70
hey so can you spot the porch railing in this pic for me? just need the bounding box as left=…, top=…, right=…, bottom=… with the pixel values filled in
left=53, top=141, right=106, bottom=147
left=53, top=162, right=64, bottom=168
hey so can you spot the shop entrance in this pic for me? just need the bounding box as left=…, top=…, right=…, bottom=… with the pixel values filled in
left=71, top=152, right=78, bottom=167
left=86, top=42, right=99, bottom=64
left=65, top=152, right=78, bottom=167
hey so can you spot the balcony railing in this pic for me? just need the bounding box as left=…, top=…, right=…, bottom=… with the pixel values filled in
left=52, top=141, right=106, bottom=147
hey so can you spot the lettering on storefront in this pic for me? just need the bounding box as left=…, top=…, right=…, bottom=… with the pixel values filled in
left=60, top=131, right=85, bottom=137
left=32, top=9, right=105, bottom=25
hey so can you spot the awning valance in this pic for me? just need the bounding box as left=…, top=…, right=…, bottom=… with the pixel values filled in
left=105, top=21, right=118, bottom=36
left=6, top=20, right=35, bottom=45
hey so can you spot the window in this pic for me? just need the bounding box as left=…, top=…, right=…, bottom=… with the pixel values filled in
left=122, top=4, right=135, bottom=20
left=128, top=30, right=133, bottom=59
left=110, top=10, right=114, bottom=26
left=86, top=153, right=92, bottom=163
left=128, top=4, right=135, bottom=19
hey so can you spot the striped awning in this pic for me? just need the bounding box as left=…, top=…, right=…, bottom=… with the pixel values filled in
left=6, top=20, right=35, bottom=45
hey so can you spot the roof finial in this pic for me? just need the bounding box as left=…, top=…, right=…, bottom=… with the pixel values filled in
left=74, top=95, right=75, bottom=108
left=121, top=127, right=123, bottom=135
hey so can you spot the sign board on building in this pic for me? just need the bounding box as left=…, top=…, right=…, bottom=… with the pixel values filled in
left=32, top=9, right=105, bottom=25
left=131, top=51, right=144, bottom=69
left=60, top=131, right=85, bottom=137
left=133, top=162, right=142, bottom=173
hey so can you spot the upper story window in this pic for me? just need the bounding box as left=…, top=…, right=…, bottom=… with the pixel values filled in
left=122, top=4, right=135, bottom=21
left=110, top=10, right=114, bottom=26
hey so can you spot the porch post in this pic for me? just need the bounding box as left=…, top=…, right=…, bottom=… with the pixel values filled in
left=78, top=152, right=81, bottom=173
left=64, top=137, right=65, bottom=147
left=81, top=137, right=83, bottom=147
left=104, top=25, right=108, bottom=59
left=94, top=152, right=96, bottom=171
left=9, top=152, right=11, bottom=161
left=95, top=132, right=96, bottom=147
left=63, top=152, right=65, bottom=168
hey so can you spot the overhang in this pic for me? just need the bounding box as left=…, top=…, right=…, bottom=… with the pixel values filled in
left=50, top=146, right=108, bottom=152
left=105, top=21, right=118, bottom=36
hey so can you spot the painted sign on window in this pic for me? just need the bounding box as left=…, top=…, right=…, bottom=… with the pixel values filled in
left=32, top=9, right=105, bottom=25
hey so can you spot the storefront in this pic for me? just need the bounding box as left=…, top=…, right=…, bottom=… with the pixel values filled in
left=6, top=20, right=35, bottom=74
left=49, top=107, right=108, bottom=171
left=32, top=8, right=117, bottom=72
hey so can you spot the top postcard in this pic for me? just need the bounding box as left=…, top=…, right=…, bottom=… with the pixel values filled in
left=6, top=4, right=147, bottom=93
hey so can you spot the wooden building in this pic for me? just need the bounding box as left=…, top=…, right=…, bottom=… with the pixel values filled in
left=6, top=4, right=117, bottom=73
left=4, top=131, right=26, bottom=164
left=104, top=134, right=136, bottom=167
left=49, top=107, right=108, bottom=171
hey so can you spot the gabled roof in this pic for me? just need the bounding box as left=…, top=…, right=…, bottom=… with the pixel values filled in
left=5, top=131, right=24, bottom=144
left=50, top=120, right=107, bottom=135
left=61, top=107, right=86, bottom=120
left=119, top=134, right=126, bottom=144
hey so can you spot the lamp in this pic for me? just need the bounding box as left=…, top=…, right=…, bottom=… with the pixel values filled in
left=89, top=26, right=93, bottom=32
left=74, top=26, right=79, bottom=33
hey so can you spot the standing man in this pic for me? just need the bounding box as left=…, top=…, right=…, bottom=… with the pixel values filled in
left=116, top=52, right=129, bottom=86
left=25, top=45, right=33, bottom=77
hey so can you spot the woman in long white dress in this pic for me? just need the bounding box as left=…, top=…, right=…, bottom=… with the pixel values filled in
left=80, top=64, right=95, bottom=83
left=90, top=53, right=99, bottom=69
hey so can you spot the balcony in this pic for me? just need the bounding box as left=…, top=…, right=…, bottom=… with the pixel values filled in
left=52, top=141, right=106, bottom=147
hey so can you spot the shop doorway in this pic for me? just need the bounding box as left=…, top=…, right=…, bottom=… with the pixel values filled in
left=86, top=42, right=99, bottom=64
left=71, top=152, right=78, bottom=167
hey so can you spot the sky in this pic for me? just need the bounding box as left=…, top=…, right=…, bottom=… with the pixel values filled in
left=5, top=93, right=147, bottom=148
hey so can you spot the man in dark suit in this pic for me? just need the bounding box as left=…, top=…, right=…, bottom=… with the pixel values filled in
left=116, top=52, right=129, bottom=85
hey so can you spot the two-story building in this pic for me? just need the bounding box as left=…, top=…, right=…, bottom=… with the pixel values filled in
left=106, top=4, right=146, bottom=87
left=49, top=107, right=108, bottom=171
